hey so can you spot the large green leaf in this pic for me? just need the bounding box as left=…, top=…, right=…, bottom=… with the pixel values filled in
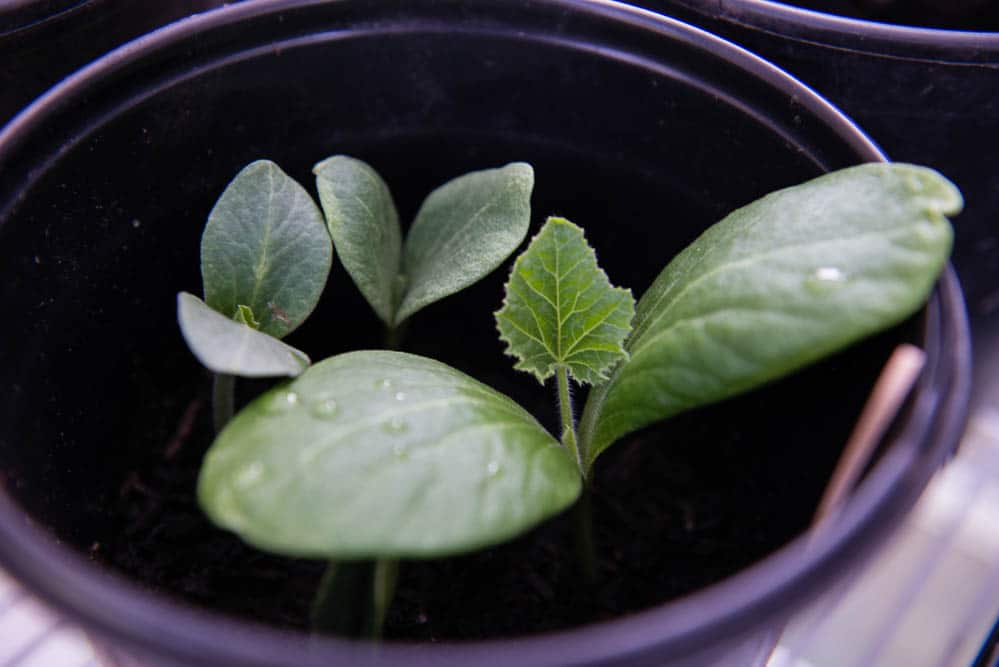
left=579, top=163, right=960, bottom=469
left=314, top=156, right=402, bottom=326
left=177, top=292, right=309, bottom=377
left=396, top=162, right=534, bottom=324
left=496, top=217, right=635, bottom=385
left=198, top=351, right=580, bottom=559
left=201, top=160, right=332, bottom=339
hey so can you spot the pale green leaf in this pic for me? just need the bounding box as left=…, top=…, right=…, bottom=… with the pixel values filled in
left=396, top=163, right=534, bottom=324
left=201, top=160, right=332, bottom=339
left=233, top=304, right=260, bottom=329
left=496, top=217, right=635, bottom=385
left=177, top=292, right=309, bottom=377
left=198, top=351, right=580, bottom=559
left=313, top=155, right=402, bottom=326
left=579, top=163, right=960, bottom=469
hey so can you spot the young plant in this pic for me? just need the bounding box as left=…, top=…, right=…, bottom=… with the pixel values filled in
left=196, top=162, right=960, bottom=638
left=313, top=156, right=534, bottom=345
left=177, top=160, right=332, bottom=431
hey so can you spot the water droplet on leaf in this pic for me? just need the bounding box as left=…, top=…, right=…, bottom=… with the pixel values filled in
left=487, top=461, right=501, bottom=477
left=806, top=266, right=846, bottom=294
left=384, top=418, right=408, bottom=434
left=311, top=396, right=339, bottom=419
left=376, top=378, right=393, bottom=390
left=236, top=462, right=265, bottom=488
left=265, top=390, right=299, bottom=413
left=394, top=391, right=406, bottom=402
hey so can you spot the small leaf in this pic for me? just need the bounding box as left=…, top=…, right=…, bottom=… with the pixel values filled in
left=198, top=351, right=581, bottom=559
left=396, top=163, right=534, bottom=324
left=177, top=292, right=309, bottom=377
left=579, top=163, right=960, bottom=468
left=201, top=160, right=332, bottom=339
left=314, top=156, right=402, bottom=326
left=496, top=217, right=635, bottom=385
left=233, top=304, right=260, bottom=329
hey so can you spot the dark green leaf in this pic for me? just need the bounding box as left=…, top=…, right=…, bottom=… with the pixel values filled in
left=201, top=160, right=332, bottom=338
left=198, top=351, right=580, bottom=559
left=397, top=163, right=534, bottom=324
left=314, top=156, right=402, bottom=326
left=579, top=163, right=959, bottom=468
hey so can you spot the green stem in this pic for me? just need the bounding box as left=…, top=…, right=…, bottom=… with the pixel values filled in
left=384, top=320, right=408, bottom=351
left=212, top=373, right=235, bottom=434
left=557, top=367, right=584, bottom=477
left=310, top=559, right=399, bottom=639
left=371, top=559, right=399, bottom=639
left=573, top=485, right=597, bottom=582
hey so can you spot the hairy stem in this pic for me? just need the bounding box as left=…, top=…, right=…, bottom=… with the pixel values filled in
left=557, top=367, right=584, bottom=477
left=212, top=373, right=235, bottom=434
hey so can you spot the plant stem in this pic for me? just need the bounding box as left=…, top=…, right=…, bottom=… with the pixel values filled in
left=371, top=559, right=399, bottom=639
left=384, top=320, right=408, bottom=351
left=573, top=485, right=597, bottom=582
left=212, top=373, right=235, bottom=434
left=556, top=366, right=584, bottom=476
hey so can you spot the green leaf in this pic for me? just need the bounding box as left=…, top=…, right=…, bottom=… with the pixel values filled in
left=396, top=162, right=534, bottom=324
left=233, top=304, right=260, bottom=329
left=198, top=351, right=581, bottom=559
left=201, top=160, right=332, bottom=339
left=177, top=292, right=309, bottom=377
left=579, top=163, right=960, bottom=468
left=314, top=156, right=402, bottom=326
left=495, top=217, right=635, bottom=385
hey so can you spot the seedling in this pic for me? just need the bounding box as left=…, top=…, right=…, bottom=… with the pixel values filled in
left=192, top=162, right=960, bottom=638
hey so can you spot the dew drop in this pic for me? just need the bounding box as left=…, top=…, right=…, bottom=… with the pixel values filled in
left=236, top=462, right=265, bottom=488
left=265, top=390, right=300, bottom=413
left=311, top=396, right=339, bottom=419
left=384, top=418, right=408, bottom=434
left=394, top=391, right=406, bottom=402
left=375, top=378, right=393, bottom=390
left=486, top=461, right=501, bottom=477
left=806, top=267, right=846, bottom=294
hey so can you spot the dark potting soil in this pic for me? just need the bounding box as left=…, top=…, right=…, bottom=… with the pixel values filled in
left=91, top=282, right=892, bottom=640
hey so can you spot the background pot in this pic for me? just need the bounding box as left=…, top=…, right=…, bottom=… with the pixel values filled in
left=637, top=0, right=999, bottom=406
left=0, top=1, right=970, bottom=666
left=0, top=0, right=231, bottom=126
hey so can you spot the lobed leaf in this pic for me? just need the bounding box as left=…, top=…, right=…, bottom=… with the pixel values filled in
left=579, top=163, right=960, bottom=469
left=177, top=292, right=309, bottom=377
left=496, top=217, right=635, bottom=385
left=198, top=351, right=581, bottom=559
left=314, top=156, right=402, bottom=326
left=201, top=160, right=332, bottom=339
left=396, top=162, right=534, bottom=324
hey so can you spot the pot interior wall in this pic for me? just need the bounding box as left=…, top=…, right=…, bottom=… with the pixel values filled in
left=0, top=7, right=909, bottom=639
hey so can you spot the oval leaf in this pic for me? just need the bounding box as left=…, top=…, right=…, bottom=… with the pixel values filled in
left=177, top=292, right=309, bottom=377
left=579, top=163, right=960, bottom=468
left=198, top=351, right=580, bottom=559
left=496, top=217, right=635, bottom=385
left=396, top=162, right=534, bottom=324
left=201, top=160, right=333, bottom=338
left=314, top=155, right=402, bottom=326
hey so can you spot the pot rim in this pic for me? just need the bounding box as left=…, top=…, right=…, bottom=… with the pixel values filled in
left=665, top=0, right=999, bottom=63
left=0, top=1, right=971, bottom=665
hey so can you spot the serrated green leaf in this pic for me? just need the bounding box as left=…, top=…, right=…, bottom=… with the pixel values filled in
left=177, top=292, right=309, bottom=377
left=579, top=163, right=960, bottom=469
left=198, top=351, right=580, bottom=559
left=396, top=163, right=534, bottom=324
left=496, top=217, right=635, bottom=385
left=314, top=155, right=402, bottom=326
left=201, top=160, right=332, bottom=339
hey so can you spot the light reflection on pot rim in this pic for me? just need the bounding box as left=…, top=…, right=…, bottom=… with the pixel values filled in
left=0, top=1, right=971, bottom=666
left=662, top=0, right=999, bottom=62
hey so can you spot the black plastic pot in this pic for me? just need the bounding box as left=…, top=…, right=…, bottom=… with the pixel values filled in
left=0, top=1, right=971, bottom=666
left=637, top=0, right=999, bottom=406
left=0, top=0, right=229, bottom=126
